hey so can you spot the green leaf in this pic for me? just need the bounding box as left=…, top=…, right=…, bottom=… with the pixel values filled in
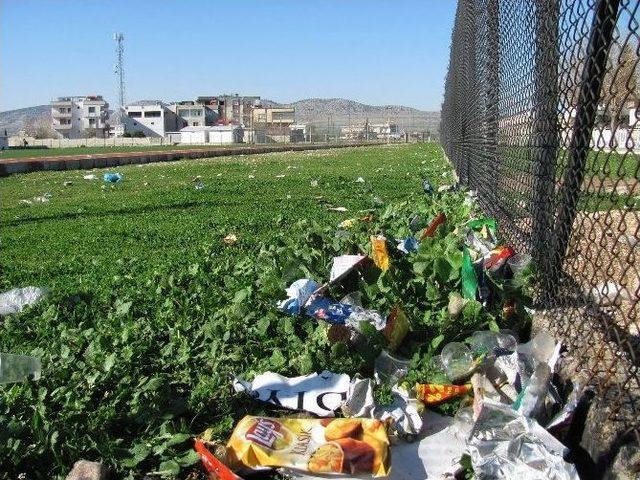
left=435, top=257, right=452, bottom=283
left=413, top=261, right=428, bottom=275
left=165, top=433, right=191, bottom=447
left=103, top=353, right=116, bottom=372
left=115, top=300, right=132, bottom=317
left=157, top=459, right=180, bottom=475
left=176, top=448, right=200, bottom=466
left=430, top=334, right=445, bottom=350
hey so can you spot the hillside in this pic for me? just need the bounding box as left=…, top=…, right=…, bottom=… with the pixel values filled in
left=0, top=99, right=440, bottom=136
left=267, top=98, right=440, bottom=132
left=0, top=105, right=50, bottom=135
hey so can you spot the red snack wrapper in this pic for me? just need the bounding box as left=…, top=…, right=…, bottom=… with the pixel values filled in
left=194, top=439, right=245, bottom=480
left=419, top=213, right=446, bottom=241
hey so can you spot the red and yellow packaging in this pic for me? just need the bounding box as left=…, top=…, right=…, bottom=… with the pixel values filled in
left=224, top=416, right=390, bottom=477
left=371, top=235, right=390, bottom=272
left=415, top=383, right=471, bottom=405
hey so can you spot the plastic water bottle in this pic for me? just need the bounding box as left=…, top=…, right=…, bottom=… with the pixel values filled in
left=0, top=353, right=41, bottom=384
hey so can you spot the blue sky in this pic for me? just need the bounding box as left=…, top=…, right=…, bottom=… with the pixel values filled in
left=0, top=0, right=456, bottom=112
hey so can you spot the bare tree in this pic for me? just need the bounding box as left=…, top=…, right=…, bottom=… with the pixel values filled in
left=24, top=117, right=56, bottom=139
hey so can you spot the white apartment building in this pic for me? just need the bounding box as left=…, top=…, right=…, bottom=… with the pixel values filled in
left=51, top=95, right=109, bottom=138
left=123, top=100, right=184, bottom=137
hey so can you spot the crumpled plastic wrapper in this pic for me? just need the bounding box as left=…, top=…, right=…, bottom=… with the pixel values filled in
left=342, top=381, right=423, bottom=440
left=374, top=385, right=424, bottom=440
left=0, top=286, right=48, bottom=316
left=276, top=279, right=320, bottom=315
left=467, top=400, right=579, bottom=480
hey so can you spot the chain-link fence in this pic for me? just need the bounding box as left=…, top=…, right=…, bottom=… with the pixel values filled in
left=441, top=0, right=640, bottom=455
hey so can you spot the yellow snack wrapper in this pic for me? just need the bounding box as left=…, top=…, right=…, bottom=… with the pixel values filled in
left=226, top=416, right=391, bottom=477
left=371, top=235, right=390, bottom=272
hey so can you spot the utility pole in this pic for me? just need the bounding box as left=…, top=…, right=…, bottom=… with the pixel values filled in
left=114, top=33, right=125, bottom=109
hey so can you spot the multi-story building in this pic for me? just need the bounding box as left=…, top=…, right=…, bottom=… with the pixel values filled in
left=198, top=95, right=261, bottom=126
left=50, top=95, right=109, bottom=138
left=123, top=100, right=184, bottom=137
left=251, top=106, right=296, bottom=132
left=169, top=101, right=218, bottom=127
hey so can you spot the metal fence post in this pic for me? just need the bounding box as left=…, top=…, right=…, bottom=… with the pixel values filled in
left=532, top=0, right=560, bottom=294
left=551, top=0, right=621, bottom=284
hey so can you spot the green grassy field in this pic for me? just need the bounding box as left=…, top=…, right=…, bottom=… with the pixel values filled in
left=2, top=143, right=479, bottom=479
left=0, top=144, right=224, bottom=159
left=1, top=144, right=448, bottom=292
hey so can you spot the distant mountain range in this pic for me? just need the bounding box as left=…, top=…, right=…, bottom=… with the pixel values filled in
left=265, top=98, right=440, bottom=132
left=0, top=99, right=440, bottom=136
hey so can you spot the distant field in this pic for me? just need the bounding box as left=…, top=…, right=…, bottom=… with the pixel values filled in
left=0, top=144, right=223, bottom=159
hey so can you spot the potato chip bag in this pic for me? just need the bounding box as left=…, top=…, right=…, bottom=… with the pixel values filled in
left=225, top=416, right=391, bottom=477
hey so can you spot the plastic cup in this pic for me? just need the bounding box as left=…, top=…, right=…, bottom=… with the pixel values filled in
left=441, top=342, right=474, bottom=380
left=374, top=350, right=411, bottom=385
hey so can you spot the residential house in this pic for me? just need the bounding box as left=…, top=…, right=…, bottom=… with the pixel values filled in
left=50, top=95, right=109, bottom=138
left=123, top=100, right=184, bottom=137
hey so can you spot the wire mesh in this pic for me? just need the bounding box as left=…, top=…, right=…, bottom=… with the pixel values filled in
left=442, top=0, right=640, bottom=444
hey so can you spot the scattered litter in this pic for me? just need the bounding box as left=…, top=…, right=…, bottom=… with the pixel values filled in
left=103, top=173, right=122, bottom=183
left=374, top=384, right=424, bottom=439
left=329, top=255, right=367, bottom=283
left=19, top=199, right=33, bottom=205
left=415, top=383, right=471, bottom=405
left=371, top=235, right=390, bottom=271
left=33, top=193, right=52, bottom=203
left=374, top=350, right=410, bottom=385
left=63, top=181, right=73, bottom=187
left=440, top=342, right=475, bottom=380
left=277, top=279, right=321, bottom=315
left=0, top=286, right=48, bottom=316
left=286, top=194, right=291, bottom=199
left=466, top=400, right=579, bottom=479
left=356, top=177, right=365, bottom=183
left=422, top=179, right=434, bottom=194
left=589, top=280, right=632, bottom=306
left=448, top=292, right=468, bottom=316
left=383, top=306, right=410, bottom=351
left=275, top=174, right=286, bottom=178
left=233, top=371, right=354, bottom=416
left=195, top=181, right=205, bottom=190
left=397, top=236, right=419, bottom=254
left=0, top=352, right=42, bottom=384
left=419, top=212, right=446, bottom=240
left=248, top=174, right=255, bottom=179
left=310, top=180, right=319, bottom=187
left=83, top=174, right=96, bottom=180
left=327, top=206, right=348, bottom=212
left=223, top=234, right=238, bottom=245
left=143, top=182, right=149, bottom=186
left=217, top=173, right=223, bottom=177
left=204, top=416, right=390, bottom=477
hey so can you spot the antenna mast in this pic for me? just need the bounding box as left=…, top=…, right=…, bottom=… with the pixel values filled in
left=114, top=33, right=125, bottom=108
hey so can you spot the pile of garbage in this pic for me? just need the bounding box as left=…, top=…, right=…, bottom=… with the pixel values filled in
left=192, top=183, right=583, bottom=479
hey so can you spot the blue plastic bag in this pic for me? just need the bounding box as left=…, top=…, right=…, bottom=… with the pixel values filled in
left=103, top=173, right=123, bottom=183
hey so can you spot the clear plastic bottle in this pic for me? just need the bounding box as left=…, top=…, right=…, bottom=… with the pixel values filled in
left=0, top=353, right=41, bottom=384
